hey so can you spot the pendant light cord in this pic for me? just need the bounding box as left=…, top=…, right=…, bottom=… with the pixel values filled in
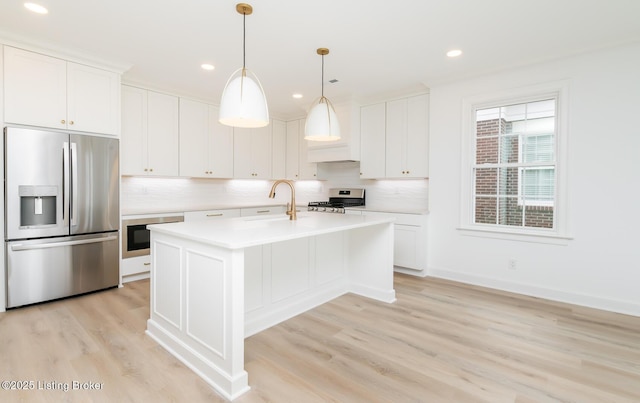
left=242, top=10, right=246, bottom=69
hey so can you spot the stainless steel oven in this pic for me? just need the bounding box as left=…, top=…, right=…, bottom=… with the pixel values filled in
left=122, top=215, right=183, bottom=258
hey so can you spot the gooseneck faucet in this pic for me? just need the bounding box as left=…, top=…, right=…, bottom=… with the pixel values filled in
left=269, top=179, right=297, bottom=220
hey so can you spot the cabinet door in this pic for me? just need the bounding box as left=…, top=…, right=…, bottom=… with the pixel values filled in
left=271, top=119, right=287, bottom=179
left=208, top=105, right=235, bottom=178
left=252, top=125, right=273, bottom=179
left=233, top=128, right=254, bottom=179
left=66, top=62, right=119, bottom=135
left=360, top=103, right=386, bottom=179
left=297, top=119, right=317, bottom=180
left=121, top=86, right=148, bottom=175
left=385, top=98, right=407, bottom=178
left=285, top=120, right=300, bottom=180
left=234, top=126, right=272, bottom=179
left=405, top=94, right=429, bottom=177
left=179, top=98, right=209, bottom=177
left=3, top=46, right=67, bottom=129
left=147, top=91, right=179, bottom=176
left=393, top=225, right=420, bottom=269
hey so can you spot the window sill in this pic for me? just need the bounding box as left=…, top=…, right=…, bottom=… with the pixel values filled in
left=456, top=225, right=572, bottom=245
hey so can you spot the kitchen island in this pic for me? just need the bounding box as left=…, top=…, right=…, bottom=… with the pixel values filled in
left=145, top=212, right=396, bottom=400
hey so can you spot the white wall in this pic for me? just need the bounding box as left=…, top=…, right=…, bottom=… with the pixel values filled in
left=428, top=43, right=640, bottom=316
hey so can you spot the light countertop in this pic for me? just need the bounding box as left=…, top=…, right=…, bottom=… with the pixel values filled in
left=148, top=212, right=395, bottom=250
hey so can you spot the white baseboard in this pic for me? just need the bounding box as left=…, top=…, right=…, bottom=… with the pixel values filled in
left=428, top=266, right=640, bottom=317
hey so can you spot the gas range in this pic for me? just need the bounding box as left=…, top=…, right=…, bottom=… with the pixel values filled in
left=308, top=188, right=365, bottom=214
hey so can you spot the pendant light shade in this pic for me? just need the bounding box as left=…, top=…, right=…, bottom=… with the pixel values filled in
left=219, top=3, right=269, bottom=128
left=219, top=67, right=269, bottom=128
left=305, top=97, right=340, bottom=141
left=305, top=48, right=340, bottom=141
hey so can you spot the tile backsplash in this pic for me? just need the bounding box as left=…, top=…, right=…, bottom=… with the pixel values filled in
left=121, top=162, right=428, bottom=215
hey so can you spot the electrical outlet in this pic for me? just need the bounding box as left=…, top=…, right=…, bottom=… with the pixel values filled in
left=508, top=259, right=517, bottom=270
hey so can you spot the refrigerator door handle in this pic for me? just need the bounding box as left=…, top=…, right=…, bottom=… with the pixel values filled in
left=10, top=235, right=119, bottom=251
left=63, top=142, right=70, bottom=223
left=70, top=142, right=78, bottom=227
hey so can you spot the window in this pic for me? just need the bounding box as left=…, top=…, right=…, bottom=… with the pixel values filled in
left=473, top=99, right=557, bottom=230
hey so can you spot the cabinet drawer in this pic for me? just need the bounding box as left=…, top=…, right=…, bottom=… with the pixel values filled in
left=240, top=206, right=286, bottom=217
left=183, top=209, right=241, bottom=221
left=121, top=255, right=151, bottom=276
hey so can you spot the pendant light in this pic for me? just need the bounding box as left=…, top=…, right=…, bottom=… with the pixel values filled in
left=219, top=3, right=269, bottom=128
left=304, top=48, right=340, bottom=141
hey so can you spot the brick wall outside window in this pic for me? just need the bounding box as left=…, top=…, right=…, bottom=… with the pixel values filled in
left=474, top=118, right=553, bottom=228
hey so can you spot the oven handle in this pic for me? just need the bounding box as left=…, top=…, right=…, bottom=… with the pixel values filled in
left=10, top=235, right=118, bottom=251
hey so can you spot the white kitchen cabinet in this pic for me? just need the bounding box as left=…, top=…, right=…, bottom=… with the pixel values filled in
left=179, top=98, right=234, bottom=178
left=3, top=46, right=119, bottom=135
left=234, top=126, right=273, bottom=179
left=272, top=119, right=287, bottom=179
left=183, top=209, right=241, bottom=221
left=385, top=94, right=429, bottom=178
left=240, top=205, right=286, bottom=217
left=359, top=94, right=429, bottom=179
left=285, top=119, right=317, bottom=180
left=121, top=85, right=179, bottom=176
left=359, top=102, right=386, bottom=179
left=307, top=101, right=361, bottom=162
left=121, top=255, right=151, bottom=282
left=358, top=210, right=428, bottom=272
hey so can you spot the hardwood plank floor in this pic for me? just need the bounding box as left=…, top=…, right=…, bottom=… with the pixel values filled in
left=1, top=274, right=639, bottom=402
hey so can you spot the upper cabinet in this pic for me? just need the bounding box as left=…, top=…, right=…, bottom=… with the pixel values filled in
left=359, top=102, right=386, bottom=179
left=360, top=94, right=429, bottom=179
left=121, top=85, right=179, bottom=176
left=234, top=125, right=273, bottom=179
left=3, top=46, right=120, bottom=135
left=306, top=101, right=361, bottom=162
left=286, top=119, right=317, bottom=180
left=271, top=119, right=287, bottom=179
left=385, top=94, right=429, bottom=178
left=179, top=98, right=234, bottom=178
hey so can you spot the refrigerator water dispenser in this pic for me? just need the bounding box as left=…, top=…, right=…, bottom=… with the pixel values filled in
left=18, top=185, right=58, bottom=227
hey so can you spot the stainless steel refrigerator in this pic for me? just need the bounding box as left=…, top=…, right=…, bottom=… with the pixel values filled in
left=4, top=127, right=119, bottom=308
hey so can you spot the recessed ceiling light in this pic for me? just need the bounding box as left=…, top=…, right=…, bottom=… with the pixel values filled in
left=292, top=94, right=303, bottom=99
left=447, top=49, right=463, bottom=58
left=24, top=2, right=48, bottom=14
left=201, top=64, right=215, bottom=71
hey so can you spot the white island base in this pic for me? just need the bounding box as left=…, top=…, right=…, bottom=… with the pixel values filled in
left=146, top=213, right=396, bottom=400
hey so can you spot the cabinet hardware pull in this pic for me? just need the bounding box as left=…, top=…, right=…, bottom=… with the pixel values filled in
left=69, top=120, right=74, bottom=125
left=144, top=262, right=151, bottom=266
left=144, top=168, right=148, bottom=172
left=206, top=213, right=223, bottom=217
left=257, top=210, right=270, bottom=213
left=61, top=119, right=66, bottom=124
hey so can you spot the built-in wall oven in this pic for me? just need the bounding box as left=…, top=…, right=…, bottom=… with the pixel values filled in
left=122, top=215, right=183, bottom=259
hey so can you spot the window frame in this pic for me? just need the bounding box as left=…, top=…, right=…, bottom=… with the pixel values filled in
left=459, top=81, right=571, bottom=243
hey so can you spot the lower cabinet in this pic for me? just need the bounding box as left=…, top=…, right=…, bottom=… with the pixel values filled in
left=121, top=206, right=287, bottom=283
left=240, top=206, right=286, bottom=217
left=351, top=210, right=428, bottom=273
left=121, top=255, right=151, bottom=282
left=183, top=209, right=241, bottom=221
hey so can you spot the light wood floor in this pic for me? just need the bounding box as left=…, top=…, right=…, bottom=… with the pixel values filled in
left=1, top=274, right=639, bottom=403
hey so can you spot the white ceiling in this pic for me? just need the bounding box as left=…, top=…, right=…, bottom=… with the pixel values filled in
left=1, top=0, right=640, bottom=120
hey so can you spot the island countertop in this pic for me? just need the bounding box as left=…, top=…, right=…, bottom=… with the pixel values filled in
left=148, top=212, right=395, bottom=250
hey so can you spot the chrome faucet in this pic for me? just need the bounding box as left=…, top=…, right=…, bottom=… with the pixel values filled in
left=269, top=179, right=297, bottom=220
